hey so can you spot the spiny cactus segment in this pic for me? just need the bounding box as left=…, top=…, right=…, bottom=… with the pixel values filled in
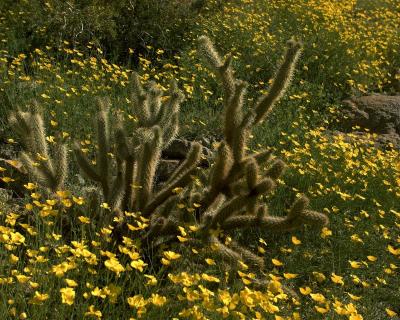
left=9, top=101, right=67, bottom=192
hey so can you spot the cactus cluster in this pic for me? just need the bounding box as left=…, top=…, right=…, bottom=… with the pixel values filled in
left=9, top=36, right=328, bottom=272
left=9, top=101, right=67, bottom=192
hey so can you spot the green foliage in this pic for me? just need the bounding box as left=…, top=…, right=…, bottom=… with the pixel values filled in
left=9, top=36, right=328, bottom=280
left=0, top=0, right=209, bottom=59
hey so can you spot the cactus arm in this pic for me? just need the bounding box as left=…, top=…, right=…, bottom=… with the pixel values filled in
left=161, top=113, right=179, bottom=148
left=53, top=142, right=68, bottom=190
left=245, top=159, right=259, bottom=190
left=197, top=36, right=235, bottom=102
left=96, top=99, right=111, bottom=198
left=108, top=159, right=125, bottom=210
left=73, top=142, right=102, bottom=182
left=222, top=195, right=328, bottom=232
left=251, top=149, right=273, bottom=166
left=224, top=80, right=247, bottom=147
left=222, top=210, right=328, bottom=232
left=265, top=158, right=286, bottom=179
left=231, top=111, right=255, bottom=162
left=208, top=236, right=242, bottom=267
left=208, top=194, right=252, bottom=227
left=19, top=152, right=56, bottom=190
left=114, top=115, right=131, bottom=160
left=147, top=82, right=163, bottom=123
left=163, top=142, right=202, bottom=186
left=253, top=40, right=302, bottom=125
left=134, top=126, right=163, bottom=211
left=9, top=105, right=67, bottom=192
left=229, top=239, right=265, bottom=268
left=207, top=142, right=234, bottom=199
left=143, top=143, right=202, bottom=216
left=123, top=156, right=135, bottom=210
left=31, top=110, right=50, bottom=162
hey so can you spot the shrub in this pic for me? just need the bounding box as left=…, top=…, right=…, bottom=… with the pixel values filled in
left=0, top=0, right=209, bottom=59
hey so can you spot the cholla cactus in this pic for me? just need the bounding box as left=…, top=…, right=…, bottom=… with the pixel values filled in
left=8, top=101, right=67, bottom=192
left=10, top=36, right=328, bottom=273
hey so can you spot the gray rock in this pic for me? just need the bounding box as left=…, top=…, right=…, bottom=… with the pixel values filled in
left=162, top=138, right=213, bottom=166
left=156, top=159, right=180, bottom=182
left=341, top=95, right=400, bottom=135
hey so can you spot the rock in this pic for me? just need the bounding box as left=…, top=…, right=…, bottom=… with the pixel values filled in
left=0, top=188, right=12, bottom=202
left=156, top=159, right=180, bottom=182
left=162, top=138, right=213, bottom=166
left=162, top=139, right=192, bottom=160
left=340, top=95, right=400, bottom=135
left=155, top=138, right=216, bottom=183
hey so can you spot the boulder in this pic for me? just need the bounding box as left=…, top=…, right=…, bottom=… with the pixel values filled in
left=156, top=159, right=180, bottom=182
left=162, top=138, right=213, bottom=166
left=340, top=95, right=400, bottom=135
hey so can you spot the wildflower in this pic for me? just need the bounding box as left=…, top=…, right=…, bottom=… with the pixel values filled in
left=267, top=279, right=282, bottom=294
left=100, top=202, right=111, bottom=210
left=60, top=287, right=75, bottom=305
left=127, top=295, right=147, bottom=308
left=201, top=273, right=220, bottom=283
left=320, top=227, right=332, bottom=238
left=299, top=287, right=312, bottom=295
left=150, top=293, right=167, bottom=306
left=283, top=273, right=298, bottom=279
left=271, top=258, right=283, bottom=266
left=91, top=287, right=106, bottom=298
left=56, top=190, right=70, bottom=198
left=291, top=236, right=301, bottom=245
left=386, top=308, right=398, bottom=317
left=16, top=275, right=30, bottom=283
left=315, top=304, right=330, bottom=314
left=349, top=260, right=362, bottom=269
left=9, top=254, right=19, bottom=264
left=24, top=183, right=37, bottom=190
left=130, top=259, right=147, bottom=272
left=331, top=273, right=345, bottom=285
left=163, top=251, right=181, bottom=260
left=347, top=293, right=362, bottom=301
left=65, top=279, right=78, bottom=287
left=78, top=216, right=91, bottom=224
left=312, top=271, right=326, bottom=283
left=104, top=258, right=125, bottom=275
left=29, top=291, right=49, bottom=304
left=85, top=305, right=102, bottom=318
left=388, top=245, right=400, bottom=255
left=310, top=293, right=326, bottom=304
left=144, top=274, right=157, bottom=286
left=73, top=196, right=85, bottom=205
